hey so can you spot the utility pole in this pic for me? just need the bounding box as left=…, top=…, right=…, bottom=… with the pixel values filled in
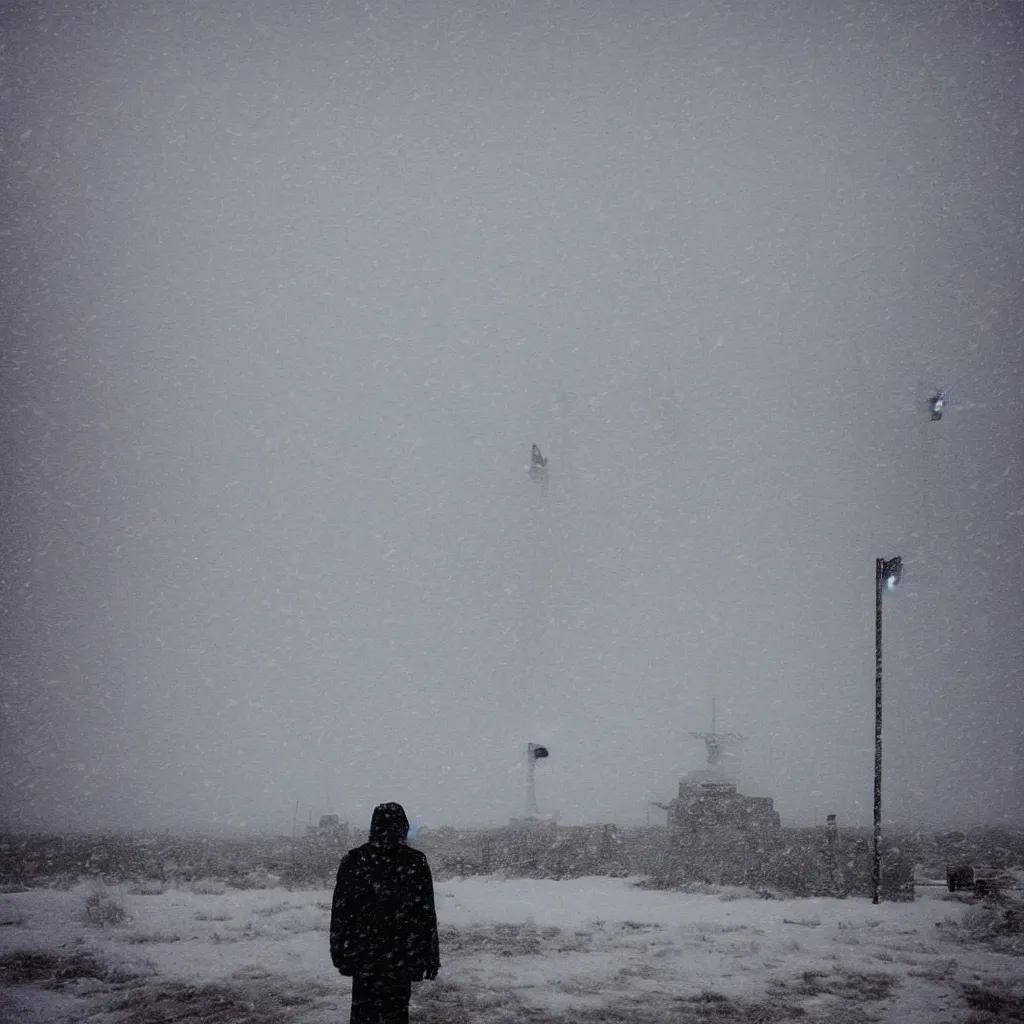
left=873, top=555, right=902, bottom=905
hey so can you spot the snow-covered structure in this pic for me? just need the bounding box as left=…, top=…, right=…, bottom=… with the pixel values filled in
left=655, top=719, right=914, bottom=899
left=664, top=723, right=781, bottom=886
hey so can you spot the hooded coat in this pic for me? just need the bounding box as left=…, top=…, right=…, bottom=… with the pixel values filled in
left=329, top=803, right=440, bottom=980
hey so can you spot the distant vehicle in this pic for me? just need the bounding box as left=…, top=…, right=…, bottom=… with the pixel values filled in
left=946, top=862, right=1006, bottom=897
left=947, top=863, right=974, bottom=892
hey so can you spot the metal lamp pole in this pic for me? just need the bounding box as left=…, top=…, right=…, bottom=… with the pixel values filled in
left=873, top=556, right=902, bottom=905
left=525, top=742, right=549, bottom=818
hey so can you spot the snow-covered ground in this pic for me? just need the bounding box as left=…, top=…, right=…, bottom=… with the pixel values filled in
left=0, top=875, right=1020, bottom=1022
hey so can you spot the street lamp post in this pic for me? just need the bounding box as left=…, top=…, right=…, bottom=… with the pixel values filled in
left=525, top=742, right=549, bottom=818
left=873, top=555, right=902, bottom=905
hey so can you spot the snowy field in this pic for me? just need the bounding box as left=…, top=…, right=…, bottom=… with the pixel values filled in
left=0, top=875, right=1021, bottom=1023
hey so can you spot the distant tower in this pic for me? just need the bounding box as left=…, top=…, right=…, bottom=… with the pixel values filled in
left=665, top=698, right=780, bottom=886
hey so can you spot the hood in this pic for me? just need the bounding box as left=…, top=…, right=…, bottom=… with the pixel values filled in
left=369, top=802, right=409, bottom=845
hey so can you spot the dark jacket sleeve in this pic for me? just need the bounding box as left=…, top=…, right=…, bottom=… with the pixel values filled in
left=329, top=852, right=356, bottom=973
left=416, top=853, right=440, bottom=976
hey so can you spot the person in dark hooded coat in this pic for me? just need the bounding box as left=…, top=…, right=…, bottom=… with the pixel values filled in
left=330, top=802, right=439, bottom=1024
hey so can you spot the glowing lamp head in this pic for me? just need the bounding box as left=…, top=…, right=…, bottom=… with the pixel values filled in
left=880, top=556, right=903, bottom=592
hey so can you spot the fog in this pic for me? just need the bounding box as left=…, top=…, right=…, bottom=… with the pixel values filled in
left=1, top=0, right=1021, bottom=835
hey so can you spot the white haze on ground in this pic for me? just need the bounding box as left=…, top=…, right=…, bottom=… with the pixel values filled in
left=0, top=0, right=1021, bottom=834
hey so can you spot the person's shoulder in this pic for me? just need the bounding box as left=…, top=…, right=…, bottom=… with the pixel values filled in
left=337, top=844, right=371, bottom=871
left=401, top=845, right=433, bottom=870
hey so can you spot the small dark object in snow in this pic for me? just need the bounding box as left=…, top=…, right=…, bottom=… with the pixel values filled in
left=947, top=864, right=974, bottom=893
left=974, top=876, right=999, bottom=898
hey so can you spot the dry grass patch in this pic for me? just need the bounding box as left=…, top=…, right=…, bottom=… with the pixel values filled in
left=195, top=909, right=232, bottom=921
left=620, top=920, right=659, bottom=932
left=107, top=979, right=288, bottom=1023
left=554, top=931, right=593, bottom=953
left=83, top=887, right=128, bottom=927
left=103, top=974, right=335, bottom=1023
left=119, top=931, right=182, bottom=944
left=907, top=956, right=958, bottom=981
left=770, top=967, right=897, bottom=1004
left=549, top=992, right=814, bottom=1022
left=252, top=900, right=293, bottom=917
left=439, top=922, right=544, bottom=957
left=0, top=949, right=138, bottom=988
left=414, top=978, right=852, bottom=1023
left=962, top=977, right=1024, bottom=1023
left=944, top=900, right=1024, bottom=956
left=412, top=978, right=525, bottom=1024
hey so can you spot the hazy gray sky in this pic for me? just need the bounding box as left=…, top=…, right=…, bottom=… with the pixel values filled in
left=2, top=0, right=1021, bottom=834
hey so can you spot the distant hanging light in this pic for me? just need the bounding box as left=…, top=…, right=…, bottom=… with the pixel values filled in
left=529, top=443, right=548, bottom=479
left=880, top=556, right=903, bottom=592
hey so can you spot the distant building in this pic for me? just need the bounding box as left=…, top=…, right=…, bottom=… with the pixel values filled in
left=667, top=773, right=781, bottom=886
left=660, top=707, right=780, bottom=885
left=657, top=712, right=913, bottom=899
left=307, top=814, right=348, bottom=842
left=290, top=814, right=351, bottom=884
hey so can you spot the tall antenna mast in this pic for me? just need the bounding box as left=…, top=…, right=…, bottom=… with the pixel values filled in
left=690, top=698, right=746, bottom=773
